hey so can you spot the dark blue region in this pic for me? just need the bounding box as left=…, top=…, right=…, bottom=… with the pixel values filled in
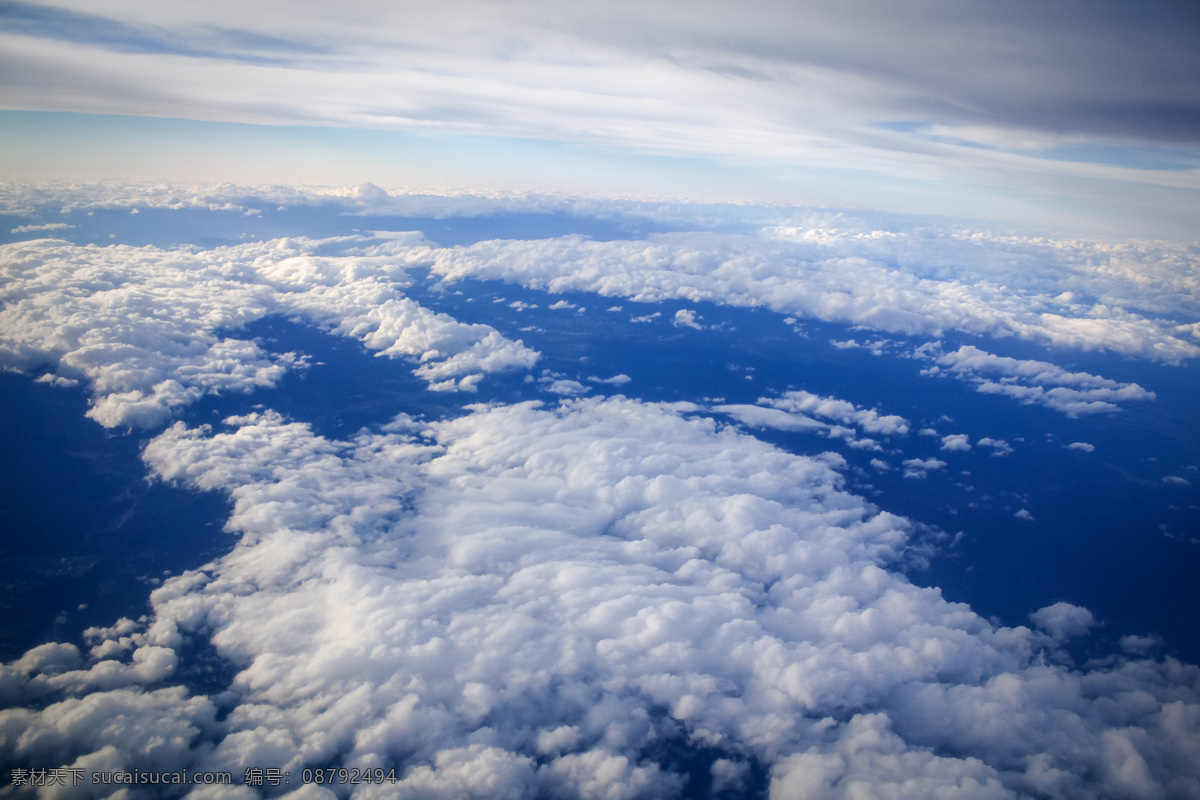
left=184, top=315, right=475, bottom=440
left=0, top=204, right=703, bottom=252
left=0, top=373, right=232, bottom=662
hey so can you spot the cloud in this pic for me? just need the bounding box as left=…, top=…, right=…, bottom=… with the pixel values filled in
left=588, top=374, right=632, bottom=385
left=4, top=396, right=1197, bottom=798
left=1162, top=476, right=1192, bottom=487
left=760, top=391, right=909, bottom=436
left=902, top=458, right=946, bottom=479
left=543, top=379, right=588, bottom=396
left=672, top=309, right=702, bottom=330
left=977, top=437, right=1013, bottom=456
left=1014, top=508, right=1035, bottom=522
left=3, top=3, right=1200, bottom=236
left=3, top=185, right=1200, bottom=798
left=713, top=404, right=825, bottom=433
left=9, top=222, right=75, bottom=234
left=5, top=182, right=1199, bottom=365
left=0, top=236, right=538, bottom=426
left=1029, top=602, right=1096, bottom=641
left=919, top=344, right=1156, bottom=416
left=431, top=228, right=1200, bottom=364
left=713, top=390, right=907, bottom=452
left=1065, top=442, right=1095, bottom=453
left=940, top=434, right=971, bottom=452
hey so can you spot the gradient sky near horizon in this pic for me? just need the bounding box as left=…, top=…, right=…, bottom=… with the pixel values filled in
left=1, top=0, right=1199, bottom=239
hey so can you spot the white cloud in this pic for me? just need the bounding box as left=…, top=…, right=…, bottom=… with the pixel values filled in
left=9, top=222, right=75, bottom=234
left=1163, top=476, right=1192, bottom=487
left=713, top=404, right=824, bottom=433
left=4, top=0, right=1200, bottom=237
left=0, top=236, right=538, bottom=426
left=902, top=458, right=947, bottom=479
left=549, top=300, right=577, bottom=310
left=2, top=185, right=1200, bottom=798
left=977, top=437, right=1013, bottom=456
left=1029, top=602, right=1096, bottom=641
left=430, top=227, right=1200, bottom=364
left=1065, top=442, right=1095, bottom=453
left=1119, top=635, right=1164, bottom=655
left=920, top=344, right=1156, bottom=416
left=7, top=183, right=1200, bottom=366
left=713, top=390, right=906, bottom=451
left=673, top=309, right=702, bottom=330
left=940, top=434, right=971, bottom=452
left=1014, top=508, right=1035, bottom=521
left=543, top=379, right=588, bottom=396
left=588, top=374, right=632, bottom=385
left=2, top=396, right=1198, bottom=797
left=761, top=391, right=910, bottom=436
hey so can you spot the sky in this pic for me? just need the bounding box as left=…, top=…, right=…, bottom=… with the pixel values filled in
left=1, top=0, right=1199, bottom=239
left=2, top=3, right=1200, bottom=799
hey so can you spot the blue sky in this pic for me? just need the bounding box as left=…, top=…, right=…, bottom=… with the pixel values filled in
left=1, top=0, right=1198, bottom=239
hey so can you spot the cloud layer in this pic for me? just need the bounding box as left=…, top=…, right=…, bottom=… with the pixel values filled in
left=428, top=228, right=1200, bottom=364
left=3, top=397, right=1198, bottom=798
left=0, top=234, right=537, bottom=427
left=2, top=187, right=1199, bottom=797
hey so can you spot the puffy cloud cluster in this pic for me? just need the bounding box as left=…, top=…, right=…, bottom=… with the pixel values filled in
left=918, top=344, right=1156, bottom=416
left=0, top=236, right=537, bottom=426
left=3, top=397, right=1198, bottom=798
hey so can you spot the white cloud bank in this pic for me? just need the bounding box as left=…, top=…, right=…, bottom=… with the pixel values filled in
left=2, top=187, right=1199, bottom=798
left=2, top=397, right=1197, bottom=798
left=427, top=225, right=1200, bottom=365
left=0, top=235, right=538, bottom=427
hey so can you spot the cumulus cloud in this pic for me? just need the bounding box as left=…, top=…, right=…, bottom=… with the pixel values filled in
left=902, top=458, right=946, bottom=479
left=941, top=433, right=971, bottom=452
left=1029, top=602, right=1096, bottom=641
left=977, top=437, right=1013, bottom=456
left=1014, top=508, right=1036, bottom=521
left=761, top=391, right=909, bottom=436
left=673, top=309, right=702, bottom=330
left=3, top=185, right=1200, bottom=798
left=0, top=236, right=537, bottom=426
left=587, top=374, right=632, bottom=385
left=3, top=396, right=1197, bottom=798
left=713, top=390, right=908, bottom=452
left=1066, top=442, right=1095, bottom=453
left=919, top=344, right=1156, bottom=416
